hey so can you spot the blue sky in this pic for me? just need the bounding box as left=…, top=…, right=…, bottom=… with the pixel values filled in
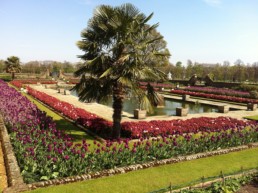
left=0, top=0, right=257, bottom=65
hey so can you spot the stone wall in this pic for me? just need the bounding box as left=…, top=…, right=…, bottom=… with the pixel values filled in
left=0, top=115, right=28, bottom=193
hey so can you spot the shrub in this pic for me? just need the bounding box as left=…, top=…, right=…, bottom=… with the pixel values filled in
left=250, top=91, right=258, bottom=99
left=236, top=84, right=258, bottom=92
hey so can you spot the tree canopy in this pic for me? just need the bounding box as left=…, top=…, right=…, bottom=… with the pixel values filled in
left=5, top=56, right=21, bottom=80
left=73, top=3, right=170, bottom=139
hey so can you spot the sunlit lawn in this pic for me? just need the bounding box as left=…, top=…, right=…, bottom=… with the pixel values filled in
left=244, top=115, right=258, bottom=121
left=26, top=147, right=258, bottom=193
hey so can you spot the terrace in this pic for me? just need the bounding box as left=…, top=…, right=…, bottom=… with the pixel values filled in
left=29, top=84, right=258, bottom=122
left=0, top=79, right=257, bottom=193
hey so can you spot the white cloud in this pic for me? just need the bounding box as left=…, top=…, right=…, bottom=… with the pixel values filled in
left=203, top=0, right=222, bottom=6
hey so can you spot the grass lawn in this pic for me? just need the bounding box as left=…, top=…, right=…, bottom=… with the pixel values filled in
left=0, top=75, right=11, bottom=81
left=26, top=147, right=258, bottom=193
left=244, top=115, right=258, bottom=121
left=21, top=89, right=96, bottom=145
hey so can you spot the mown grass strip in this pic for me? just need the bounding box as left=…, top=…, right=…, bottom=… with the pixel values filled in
left=26, top=147, right=258, bottom=193
left=25, top=93, right=96, bottom=144
left=245, top=115, right=258, bottom=121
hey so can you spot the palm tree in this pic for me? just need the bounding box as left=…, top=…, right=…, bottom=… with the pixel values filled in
left=5, top=56, right=21, bottom=80
left=73, top=3, right=170, bottom=139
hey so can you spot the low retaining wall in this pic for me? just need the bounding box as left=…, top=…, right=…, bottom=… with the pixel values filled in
left=0, top=115, right=28, bottom=193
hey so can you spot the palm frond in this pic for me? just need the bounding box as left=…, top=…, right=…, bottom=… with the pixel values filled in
left=140, top=95, right=154, bottom=113
left=74, top=63, right=88, bottom=77
left=119, top=3, right=140, bottom=19
left=100, top=67, right=113, bottom=78
left=146, top=83, right=164, bottom=107
left=145, top=23, right=159, bottom=33
left=142, top=12, right=154, bottom=24
left=146, top=36, right=163, bottom=45
left=117, top=76, right=133, bottom=87
left=72, top=76, right=113, bottom=103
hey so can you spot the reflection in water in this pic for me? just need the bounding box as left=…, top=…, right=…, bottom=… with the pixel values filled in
left=100, top=97, right=218, bottom=116
left=71, top=91, right=217, bottom=116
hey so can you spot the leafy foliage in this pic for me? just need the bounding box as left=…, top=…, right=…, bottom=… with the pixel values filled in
left=73, top=3, right=170, bottom=138
left=4, top=56, right=21, bottom=79
left=179, top=174, right=255, bottom=193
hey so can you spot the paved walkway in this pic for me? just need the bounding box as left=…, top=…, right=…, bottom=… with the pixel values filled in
left=0, top=142, right=7, bottom=191
left=163, top=94, right=247, bottom=110
left=31, top=85, right=133, bottom=122
left=30, top=85, right=258, bottom=122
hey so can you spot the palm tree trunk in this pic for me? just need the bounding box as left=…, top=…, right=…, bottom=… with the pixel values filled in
left=11, top=72, right=15, bottom=80
left=112, top=81, right=123, bottom=139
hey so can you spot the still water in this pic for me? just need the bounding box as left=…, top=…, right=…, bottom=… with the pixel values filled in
left=71, top=91, right=217, bottom=116
left=100, top=97, right=218, bottom=116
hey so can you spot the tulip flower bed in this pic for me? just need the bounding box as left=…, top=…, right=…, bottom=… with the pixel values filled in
left=171, top=89, right=258, bottom=104
left=26, top=87, right=112, bottom=139
left=2, top=80, right=258, bottom=184
left=10, top=80, right=57, bottom=89
left=121, top=117, right=257, bottom=138
left=183, top=86, right=251, bottom=98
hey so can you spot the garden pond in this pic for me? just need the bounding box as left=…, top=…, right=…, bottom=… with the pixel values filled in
left=101, top=97, right=218, bottom=116
left=71, top=91, right=218, bottom=116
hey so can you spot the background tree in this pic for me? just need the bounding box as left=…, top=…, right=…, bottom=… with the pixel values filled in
left=185, top=60, right=193, bottom=78
left=162, top=59, right=258, bottom=83
left=73, top=3, right=169, bottom=139
left=173, top=61, right=185, bottom=79
left=192, top=62, right=204, bottom=77
left=252, top=62, right=258, bottom=82
left=0, top=60, right=5, bottom=73
left=63, top=61, right=75, bottom=73
left=22, top=61, right=41, bottom=74
left=5, top=56, right=21, bottom=80
left=144, top=25, right=170, bottom=68
left=221, top=61, right=230, bottom=81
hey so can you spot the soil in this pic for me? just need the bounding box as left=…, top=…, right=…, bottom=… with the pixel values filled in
left=237, top=181, right=258, bottom=193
